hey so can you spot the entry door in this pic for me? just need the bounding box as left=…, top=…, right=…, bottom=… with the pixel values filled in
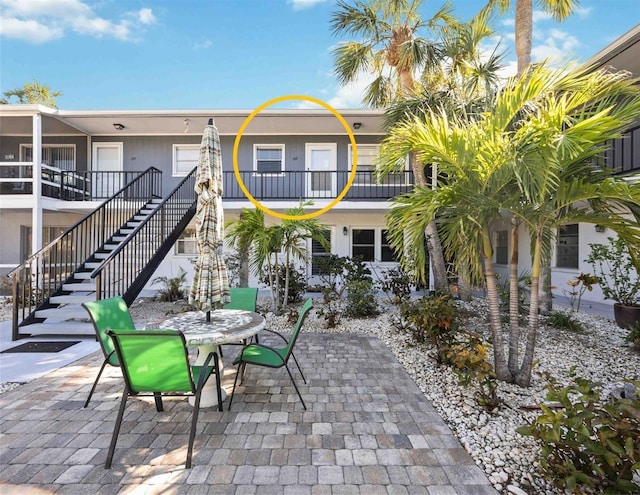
left=92, top=142, right=123, bottom=198
left=305, top=143, right=337, bottom=198
left=308, top=228, right=333, bottom=287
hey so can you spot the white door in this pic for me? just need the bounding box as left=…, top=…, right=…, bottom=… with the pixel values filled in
left=305, top=143, right=337, bottom=198
left=92, top=142, right=123, bottom=197
left=308, top=228, right=333, bottom=287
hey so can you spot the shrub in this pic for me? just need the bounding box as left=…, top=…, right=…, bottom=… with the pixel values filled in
left=546, top=310, right=585, bottom=333
left=260, top=263, right=306, bottom=305
left=446, top=331, right=500, bottom=409
left=379, top=266, right=413, bottom=305
left=625, top=321, right=640, bottom=350
left=562, top=273, right=598, bottom=312
left=401, top=293, right=458, bottom=361
left=345, top=279, right=379, bottom=318
left=516, top=371, right=640, bottom=494
left=151, top=268, right=187, bottom=302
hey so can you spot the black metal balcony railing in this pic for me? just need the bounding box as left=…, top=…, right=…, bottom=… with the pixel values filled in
left=222, top=170, right=415, bottom=201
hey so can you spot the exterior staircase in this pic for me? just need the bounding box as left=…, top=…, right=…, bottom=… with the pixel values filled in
left=7, top=167, right=197, bottom=340
left=26, top=199, right=163, bottom=336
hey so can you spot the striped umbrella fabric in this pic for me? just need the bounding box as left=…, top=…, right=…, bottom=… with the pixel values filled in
left=188, top=120, right=230, bottom=313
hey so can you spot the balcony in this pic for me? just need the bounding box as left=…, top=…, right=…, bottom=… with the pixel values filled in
left=0, top=165, right=415, bottom=203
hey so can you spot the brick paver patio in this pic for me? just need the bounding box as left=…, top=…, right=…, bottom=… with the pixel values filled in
left=0, top=332, right=497, bottom=494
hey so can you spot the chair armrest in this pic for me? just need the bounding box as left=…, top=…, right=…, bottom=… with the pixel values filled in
left=261, top=328, right=290, bottom=344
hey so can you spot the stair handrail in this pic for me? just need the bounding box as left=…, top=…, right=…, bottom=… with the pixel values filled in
left=88, top=168, right=197, bottom=303
left=7, top=167, right=162, bottom=339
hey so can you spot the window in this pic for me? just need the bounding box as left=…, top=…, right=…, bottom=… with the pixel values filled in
left=173, top=144, right=199, bottom=176
left=496, top=230, right=508, bottom=265
left=21, top=145, right=76, bottom=170
left=311, top=230, right=332, bottom=275
left=175, top=227, right=197, bottom=255
left=381, top=230, right=398, bottom=262
left=254, top=145, right=284, bottom=174
left=352, top=229, right=375, bottom=261
left=556, top=224, right=579, bottom=269
left=349, top=144, right=406, bottom=185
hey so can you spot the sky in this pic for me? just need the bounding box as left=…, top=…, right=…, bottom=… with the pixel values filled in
left=0, top=0, right=638, bottom=111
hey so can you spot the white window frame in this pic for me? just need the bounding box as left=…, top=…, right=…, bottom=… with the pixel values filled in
left=254, top=144, right=285, bottom=175
left=348, top=144, right=408, bottom=186
left=173, top=144, right=199, bottom=177
left=175, top=226, right=198, bottom=256
left=349, top=227, right=399, bottom=263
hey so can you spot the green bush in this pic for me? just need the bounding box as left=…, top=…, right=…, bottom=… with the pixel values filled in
left=516, top=371, right=640, bottom=494
left=625, top=321, right=640, bottom=350
left=546, top=310, right=585, bottom=333
left=345, top=279, right=379, bottom=318
left=152, top=268, right=187, bottom=302
left=401, top=293, right=459, bottom=361
left=379, top=266, right=413, bottom=304
left=260, top=263, right=306, bottom=305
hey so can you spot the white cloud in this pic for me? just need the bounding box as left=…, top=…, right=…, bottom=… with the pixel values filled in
left=327, top=75, right=374, bottom=109
left=0, top=0, right=156, bottom=43
left=287, top=0, right=326, bottom=10
left=531, top=28, right=579, bottom=63
left=532, top=10, right=553, bottom=22
left=0, top=17, right=63, bottom=43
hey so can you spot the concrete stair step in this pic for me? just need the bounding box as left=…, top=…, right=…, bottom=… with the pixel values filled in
left=49, top=293, right=95, bottom=304
left=62, top=282, right=96, bottom=291
left=18, top=320, right=95, bottom=337
left=36, top=305, right=88, bottom=320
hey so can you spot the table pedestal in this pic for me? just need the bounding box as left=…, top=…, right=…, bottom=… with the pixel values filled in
left=190, top=343, right=227, bottom=408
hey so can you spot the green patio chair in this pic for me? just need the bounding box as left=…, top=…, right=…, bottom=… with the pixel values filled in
left=104, top=328, right=222, bottom=469
left=219, top=287, right=260, bottom=357
left=228, top=298, right=313, bottom=411
left=81, top=296, right=136, bottom=408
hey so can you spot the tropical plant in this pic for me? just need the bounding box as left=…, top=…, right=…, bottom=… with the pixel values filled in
left=151, top=268, right=187, bottom=302
left=380, top=64, right=640, bottom=386
left=330, top=0, right=457, bottom=293
left=517, top=371, right=640, bottom=494
left=1, top=80, right=63, bottom=108
left=545, top=310, right=584, bottom=333
left=226, top=202, right=329, bottom=313
left=587, top=237, right=640, bottom=307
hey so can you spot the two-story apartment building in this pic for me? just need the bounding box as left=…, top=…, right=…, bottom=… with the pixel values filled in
left=1, top=24, right=638, bottom=340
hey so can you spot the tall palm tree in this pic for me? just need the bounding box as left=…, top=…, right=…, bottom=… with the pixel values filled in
left=380, top=64, right=640, bottom=385
left=1, top=80, right=62, bottom=108
left=331, top=0, right=456, bottom=291
left=378, top=6, right=506, bottom=297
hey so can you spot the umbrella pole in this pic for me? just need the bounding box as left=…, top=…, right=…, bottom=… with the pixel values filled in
left=206, top=310, right=211, bottom=322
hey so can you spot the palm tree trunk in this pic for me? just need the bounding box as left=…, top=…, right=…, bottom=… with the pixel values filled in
left=516, top=231, right=542, bottom=387
left=239, top=246, right=249, bottom=287
left=412, top=155, right=448, bottom=293
left=482, top=232, right=511, bottom=382
left=457, top=262, right=473, bottom=302
left=515, top=0, right=533, bottom=77
left=283, top=252, right=291, bottom=309
left=508, top=218, right=520, bottom=374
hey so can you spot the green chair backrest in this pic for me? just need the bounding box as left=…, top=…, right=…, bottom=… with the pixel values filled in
left=107, top=329, right=194, bottom=394
left=224, top=288, right=258, bottom=312
left=83, top=296, right=135, bottom=366
left=283, top=298, right=313, bottom=359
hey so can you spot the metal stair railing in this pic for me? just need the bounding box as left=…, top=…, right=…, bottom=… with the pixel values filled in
left=88, top=169, right=196, bottom=305
left=7, top=167, right=162, bottom=340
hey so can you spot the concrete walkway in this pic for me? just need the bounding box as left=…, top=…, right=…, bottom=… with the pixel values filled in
left=0, top=331, right=497, bottom=494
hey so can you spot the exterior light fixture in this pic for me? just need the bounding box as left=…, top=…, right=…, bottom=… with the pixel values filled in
left=343, top=226, right=349, bottom=236
left=353, top=122, right=362, bottom=130
left=113, top=123, right=125, bottom=131
left=595, top=224, right=606, bottom=232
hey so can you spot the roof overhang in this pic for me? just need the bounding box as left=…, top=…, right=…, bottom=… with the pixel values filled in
left=0, top=106, right=386, bottom=136
left=581, top=23, right=640, bottom=77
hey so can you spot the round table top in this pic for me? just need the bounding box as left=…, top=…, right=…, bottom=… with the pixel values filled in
left=151, top=309, right=265, bottom=346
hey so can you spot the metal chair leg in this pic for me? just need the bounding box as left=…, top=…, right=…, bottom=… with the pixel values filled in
left=285, top=364, right=306, bottom=410
left=228, top=361, right=243, bottom=411
left=84, top=358, right=108, bottom=408
left=105, top=388, right=129, bottom=468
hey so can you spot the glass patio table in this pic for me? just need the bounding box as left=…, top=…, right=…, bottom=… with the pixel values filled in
left=150, top=309, right=265, bottom=408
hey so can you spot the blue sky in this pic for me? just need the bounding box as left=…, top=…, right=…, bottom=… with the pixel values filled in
left=0, top=0, right=638, bottom=110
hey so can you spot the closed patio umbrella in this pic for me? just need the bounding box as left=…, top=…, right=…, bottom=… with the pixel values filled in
left=188, top=119, right=230, bottom=318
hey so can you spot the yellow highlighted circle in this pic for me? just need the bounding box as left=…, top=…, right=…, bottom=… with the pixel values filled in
left=232, top=95, right=358, bottom=220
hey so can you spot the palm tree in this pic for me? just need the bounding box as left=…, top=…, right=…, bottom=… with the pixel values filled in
left=1, top=80, right=62, bottom=108
left=226, top=203, right=330, bottom=313
left=380, top=64, right=640, bottom=385
left=331, top=0, right=456, bottom=292
left=377, top=6, right=506, bottom=297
